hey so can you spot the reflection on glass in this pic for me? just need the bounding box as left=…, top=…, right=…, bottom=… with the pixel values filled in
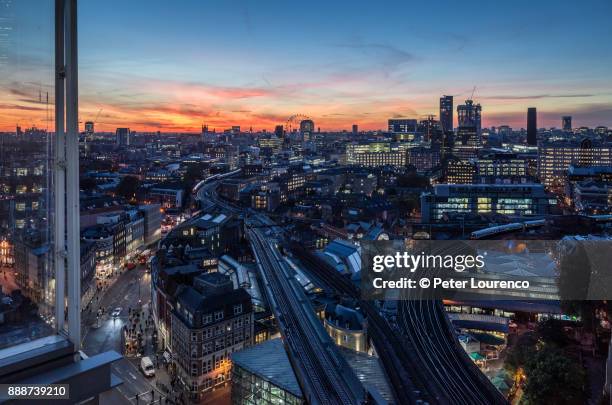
left=0, top=0, right=55, bottom=350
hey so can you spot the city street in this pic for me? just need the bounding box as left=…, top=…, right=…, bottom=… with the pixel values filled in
left=82, top=263, right=164, bottom=404
left=82, top=263, right=151, bottom=354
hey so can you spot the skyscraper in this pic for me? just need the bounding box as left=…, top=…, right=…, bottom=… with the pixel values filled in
left=562, top=116, right=572, bottom=131
left=527, top=107, right=537, bottom=145
left=439, top=95, right=453, bottom=133
left=274, top=125, right=284, bottom=138
left=352, top=124, right=358, bottom=134
left=453, top=100, right=482, bottom=159
left=388, top=119, right=417, bottom=133
left=457, top=99, right=482, bottom=133
left=84, top=121, right=94, bottom=135
left=115, top=127, right=130, bottom=146
left=300, top=119, right=315, bottom=133
left=419, top=115, right=441, bottom=144
left=300, top=119, right=314, bottom=141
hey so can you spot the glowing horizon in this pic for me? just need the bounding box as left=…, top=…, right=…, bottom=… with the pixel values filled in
left=2, top=0, right=612, bottom=133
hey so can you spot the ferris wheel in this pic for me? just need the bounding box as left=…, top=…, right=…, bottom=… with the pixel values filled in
left=285, top=114, right=311, bottom=132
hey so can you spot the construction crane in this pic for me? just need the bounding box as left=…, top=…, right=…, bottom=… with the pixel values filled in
left=470, top=85, right=477, bottom=101
left=78, top=108, right=104, bottom=126
left=93, top=108, right=103, bottom=123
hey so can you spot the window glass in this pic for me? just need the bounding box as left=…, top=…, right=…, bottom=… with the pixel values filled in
left=0, top=0, right=55, bottom=350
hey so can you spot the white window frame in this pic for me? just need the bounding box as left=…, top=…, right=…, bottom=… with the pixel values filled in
left=54, top=0, right=81, bottom=350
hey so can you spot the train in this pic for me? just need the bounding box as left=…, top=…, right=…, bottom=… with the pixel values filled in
left=191, top=169, right=241, bottom=194
left=469, top=219, right=546, bottom=239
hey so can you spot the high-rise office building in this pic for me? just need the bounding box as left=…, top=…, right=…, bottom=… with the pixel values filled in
left=345, top=141, right=408, bottom=167
left=84, top=121, right=94, bottom=134
left=455, top=100, right=482, bottom=158
left=274, top=125, right=284, bottom=138
left=352, top=124, right=358, bottom=134
left=527, top=107, right=537, bottom=145
left=420, top=184, right=555, bottom=223
left=419, top=115, right=442, bottom=144
left=388, top=118, right=417, bottom=133
left=439, top=95, right=453, bottom=133
left=562, top=116, right=572, bottom=131
left=538, top=139, right=612, bottom=189
left=300, top=119, right=315, bottom=133
left=457, top=99, right=482, bottom=133
left=115, top=127, right=130, bottom=146
left=300, top=119, right=315, bottom=141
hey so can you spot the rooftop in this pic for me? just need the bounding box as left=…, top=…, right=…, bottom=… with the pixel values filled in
left=231, top=339, right=303, bottom=398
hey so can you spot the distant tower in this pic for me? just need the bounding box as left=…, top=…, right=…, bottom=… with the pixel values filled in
left=300, top=119, right=314, bottom=141
left=562, top=116, right=572, bottom=131
left=527, top=107, right=537, bottom=145
left=457, top=99, right=481, bottom=134
left=352, top=124, right=358, bottom=134
left=84, top=121, right=94, bottom=135
left=439, top=95, right=453, bottom=133
left=116, top=127, right=130, bottom=146
left=456, top=100, right=482, bottom=151
left=299, top=119, right=314, bottom=133
left=274, top=125, right=284, bottom=138
left=420, top=115, right=440, bottom=143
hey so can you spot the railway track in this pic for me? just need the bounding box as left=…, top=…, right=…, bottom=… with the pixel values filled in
left=249, top=229, right=365, bottom=405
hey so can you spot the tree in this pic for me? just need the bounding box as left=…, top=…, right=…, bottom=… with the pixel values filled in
left=399, top=194, right=420, bottom=213
left=504, top=331, right=538, bottom=373
left=522, top=345, right=587, bottom=405
left=536, top=319, right=568, bottom=347
left=115, top=176, right=140, bottom=201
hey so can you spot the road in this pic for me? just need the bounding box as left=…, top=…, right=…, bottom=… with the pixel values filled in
left=82, top=264, right=166, bottom=405
left=82, top=264, right=151, bottom=354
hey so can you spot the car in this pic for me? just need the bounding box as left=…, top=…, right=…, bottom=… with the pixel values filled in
left=140, top=356, right=155, bottom=377
left=111, top=307, right=122, bottom=318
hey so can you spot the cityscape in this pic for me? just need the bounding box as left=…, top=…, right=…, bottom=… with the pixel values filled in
left=1, top=1, right=612, bottom=405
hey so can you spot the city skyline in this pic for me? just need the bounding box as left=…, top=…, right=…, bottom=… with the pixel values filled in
left=2, top=0, right=612, bottom=132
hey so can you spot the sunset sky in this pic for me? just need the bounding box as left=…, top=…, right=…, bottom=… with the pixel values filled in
left=2, top=0, right=612, bottom=132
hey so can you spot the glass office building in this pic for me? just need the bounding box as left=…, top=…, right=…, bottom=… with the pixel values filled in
left=420, top=184, right=556, bottom=222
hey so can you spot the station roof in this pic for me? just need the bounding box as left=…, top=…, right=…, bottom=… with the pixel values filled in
left=231, top=339, right=302, bottom=398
